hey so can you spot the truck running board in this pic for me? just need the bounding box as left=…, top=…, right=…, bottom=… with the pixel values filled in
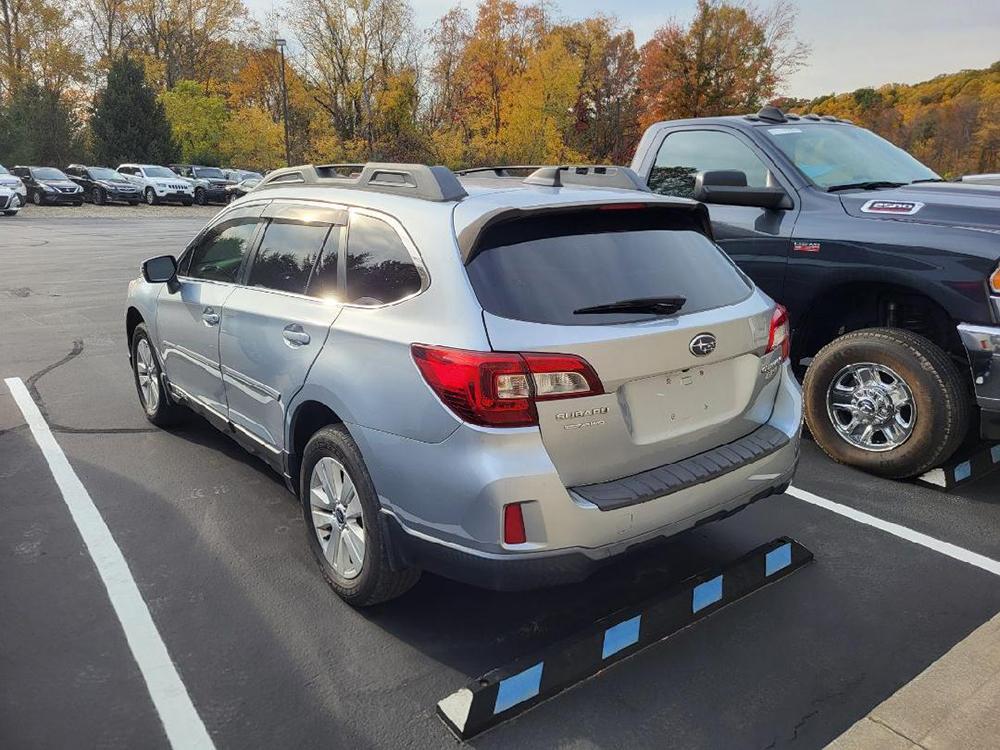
left=436, top=537, right=814, bottom=740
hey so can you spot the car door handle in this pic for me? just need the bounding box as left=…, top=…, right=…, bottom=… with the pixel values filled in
left=282, top=325, right=310, bottom=346
left=202, top=307, right=220, bottom=326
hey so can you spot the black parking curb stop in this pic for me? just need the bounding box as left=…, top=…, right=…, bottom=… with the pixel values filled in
left=436, top=537, right=813, bottom=741
left=915, top=442, right=1000, bottom=491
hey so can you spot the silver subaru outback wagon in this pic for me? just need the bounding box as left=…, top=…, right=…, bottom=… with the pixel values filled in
left=125, top=162, right=802, bottom=606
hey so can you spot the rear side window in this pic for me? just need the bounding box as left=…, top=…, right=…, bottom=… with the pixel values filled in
left=345, top=214, right=422, bottom=305
left=466, top=209, right=751, bottom=326
left=186, top=218, right=258, bottom=283
left=248, top=221, right=332, bottom=295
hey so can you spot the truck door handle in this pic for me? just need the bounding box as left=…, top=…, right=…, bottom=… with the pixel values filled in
left=202, top=307, right=220, bottom=326
left=282, top=324, right=310, bottom=346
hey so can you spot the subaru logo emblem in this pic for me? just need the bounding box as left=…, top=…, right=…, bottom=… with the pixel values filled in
left=689, top=333, right=717, bottom=357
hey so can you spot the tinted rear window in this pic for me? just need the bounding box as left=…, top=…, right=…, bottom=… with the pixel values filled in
left=466, top=209, right=751, bottom=325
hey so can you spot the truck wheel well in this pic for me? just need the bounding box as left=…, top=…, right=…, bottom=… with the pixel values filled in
left=795, top=283, right=961, bottom=362
left=288, top=401, right=343, bottom=487
left=126, top=307, right=143, bottom=349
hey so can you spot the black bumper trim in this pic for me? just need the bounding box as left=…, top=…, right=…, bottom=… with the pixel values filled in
left=571, top=424, right=790, bottom=511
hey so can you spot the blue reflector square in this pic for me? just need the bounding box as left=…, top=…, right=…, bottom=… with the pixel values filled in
left=692, top=575, right=723, bottom=612
left=765, top=543, right=792, bottom=576
left=955, top=461, right=972, bottom=482
left=602, top=615, right=641, bottom=659
left=992, top=445, right=1000, bottom=464
left=494, top=662, right=543, bottom=714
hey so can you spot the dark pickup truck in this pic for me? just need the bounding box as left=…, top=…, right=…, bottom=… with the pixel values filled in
left=628, top=106, right=1000, bottom=478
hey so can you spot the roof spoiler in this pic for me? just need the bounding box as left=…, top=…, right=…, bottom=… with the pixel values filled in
left=255, top=162, right=468, bottom=202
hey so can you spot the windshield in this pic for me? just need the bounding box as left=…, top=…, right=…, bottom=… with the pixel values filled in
left=89, top=167, right=121, bottom=180
left=33, top=167, right=68, bottom=180
left=763, top=124, right=938, bottom=189
left=240, top=171, right=263, bottom=181
left=0, top=165, right=8, bottom=175
left=145, top=166, right=177, bottom=178
left=194, top=167, right=225, bottom=179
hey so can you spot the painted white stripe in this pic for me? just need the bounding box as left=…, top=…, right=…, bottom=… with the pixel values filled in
left=787, top=485, right=1000, bottom=577
left=5, top=377, right=214, bottom=749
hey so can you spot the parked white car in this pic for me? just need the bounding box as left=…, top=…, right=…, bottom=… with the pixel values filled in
left=116, top=164, right=194, bottom=206
left=0, top=164, right=27, bottom=214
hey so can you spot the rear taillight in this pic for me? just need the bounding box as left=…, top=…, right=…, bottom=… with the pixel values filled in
left=990, top=264, right=1000, bottom=294
left=766, top=304, right=791, bottom=361
left=411, top=344, right=604, bottom=428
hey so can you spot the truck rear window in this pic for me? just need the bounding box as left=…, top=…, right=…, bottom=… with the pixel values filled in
left=466, top=209, right=752, bottom=325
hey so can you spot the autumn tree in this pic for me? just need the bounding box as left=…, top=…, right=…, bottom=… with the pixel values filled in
left=161, top=80, right=229, bottom=163
left=91, top=56, right=177, bottom=165
left=0, top=0, right=85, bottom=99
left=558, top=16, right=641, bottom=163
left=639, top=0, right=808, bottom=125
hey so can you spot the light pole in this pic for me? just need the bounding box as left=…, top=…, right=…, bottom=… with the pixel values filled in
left=275, top=38, right=291, bottom=167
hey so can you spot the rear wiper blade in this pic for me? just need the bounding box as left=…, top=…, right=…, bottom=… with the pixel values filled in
left=574, top=296, right=687, bottom=316
left=826, top=181, right=907, bottom=192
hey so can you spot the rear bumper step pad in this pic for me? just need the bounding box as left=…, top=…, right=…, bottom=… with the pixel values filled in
left=571, top=424, right=790, bottom=511
left=436, top=537, right=814, bottom=740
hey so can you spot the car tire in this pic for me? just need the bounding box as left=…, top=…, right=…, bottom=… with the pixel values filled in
left=803, top=327, right=971, bottom=479
left=31, top=190, right=43, bottom=206
left=93, top=187, right=105, bottom=205
left=300, top=424, right=420, bottom=606
left=145, top=187, right=159, bottom=205
left=194, top=188, right=206, bottom=205
left=130, top=323, right=185, bottom=427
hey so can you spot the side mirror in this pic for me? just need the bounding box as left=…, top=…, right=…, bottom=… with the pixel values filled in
left=694, top=170, right=791, bottom=210
left=142, top=255, right=178, bottom=287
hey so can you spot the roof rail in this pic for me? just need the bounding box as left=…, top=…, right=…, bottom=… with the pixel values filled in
left=255, top=162, right=468, bottom=202
left=456, top=166, right=545, bottom=178
left=522, top=165, right=650, bottom=192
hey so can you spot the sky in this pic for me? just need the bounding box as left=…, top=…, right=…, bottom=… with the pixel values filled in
left=246, top=0, right=1000, bottom=99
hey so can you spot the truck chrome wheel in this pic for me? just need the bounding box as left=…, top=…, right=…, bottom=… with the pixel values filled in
left=826, top=362, right=916, bottom=452
left=135, top=338, right=160, bottom=414
left=309, top=457, right=365, bottom=580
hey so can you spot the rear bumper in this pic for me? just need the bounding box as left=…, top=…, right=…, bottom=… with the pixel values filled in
left=957, top=323, right=1000, bottom=440
left=359, top=363, right=802, bottom=590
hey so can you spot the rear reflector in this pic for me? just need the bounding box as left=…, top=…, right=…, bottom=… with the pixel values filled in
left=767, top=304, right=791, bottom=361
left=503, top=503, right=527, bottom=544
left=411, top=344, right=604, bottom=428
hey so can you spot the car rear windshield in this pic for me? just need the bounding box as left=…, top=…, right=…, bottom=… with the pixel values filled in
left=466, top=208, right=752, bottom=326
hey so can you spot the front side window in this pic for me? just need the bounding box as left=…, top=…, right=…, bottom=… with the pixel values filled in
left=247, top=221, right=332, bottom=295
left=185, top=219, right=258, bottom=283
left=762, top=124, right=938, bottom=189
left=345, top=214, right=421, bottom=305
left=649, top=130, right=770, bottom=198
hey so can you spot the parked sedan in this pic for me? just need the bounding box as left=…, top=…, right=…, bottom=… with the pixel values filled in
left=10, top=166, right=83, bottom=206
left=224, top=177, right=261, bottom=202
left=0, top=164, right=27, bottom=214
left=65, top=165, right=142, bottom=205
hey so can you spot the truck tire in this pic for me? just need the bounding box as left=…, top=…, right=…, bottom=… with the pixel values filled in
left=301, top=425, right=420, bottom=606
left=803, top=328, right=970, bottom=479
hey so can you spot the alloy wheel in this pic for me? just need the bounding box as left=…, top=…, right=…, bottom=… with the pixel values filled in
left=309, top=457, right=365, bottom=579
left=135, top=338, right=160, bottom=414
left=826, top=362, right=916, bottom=452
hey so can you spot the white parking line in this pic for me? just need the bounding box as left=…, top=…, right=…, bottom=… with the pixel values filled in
left=4, top=377, right=215, bottom=750
left=787, top=485, right=1000, bottom=577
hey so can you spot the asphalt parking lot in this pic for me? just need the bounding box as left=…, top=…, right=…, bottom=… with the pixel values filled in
left=2, top=211, right=999, bottom=749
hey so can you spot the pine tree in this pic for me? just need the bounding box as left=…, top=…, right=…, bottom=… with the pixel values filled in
left=91, top=58, right=178, bottom=166
left=0, top=84, right=83, bottom=165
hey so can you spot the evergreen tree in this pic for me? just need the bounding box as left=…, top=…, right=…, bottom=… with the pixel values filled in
left=91, top=58, right=178, bottom=166
left=0, top=84, right=83, bottom=165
